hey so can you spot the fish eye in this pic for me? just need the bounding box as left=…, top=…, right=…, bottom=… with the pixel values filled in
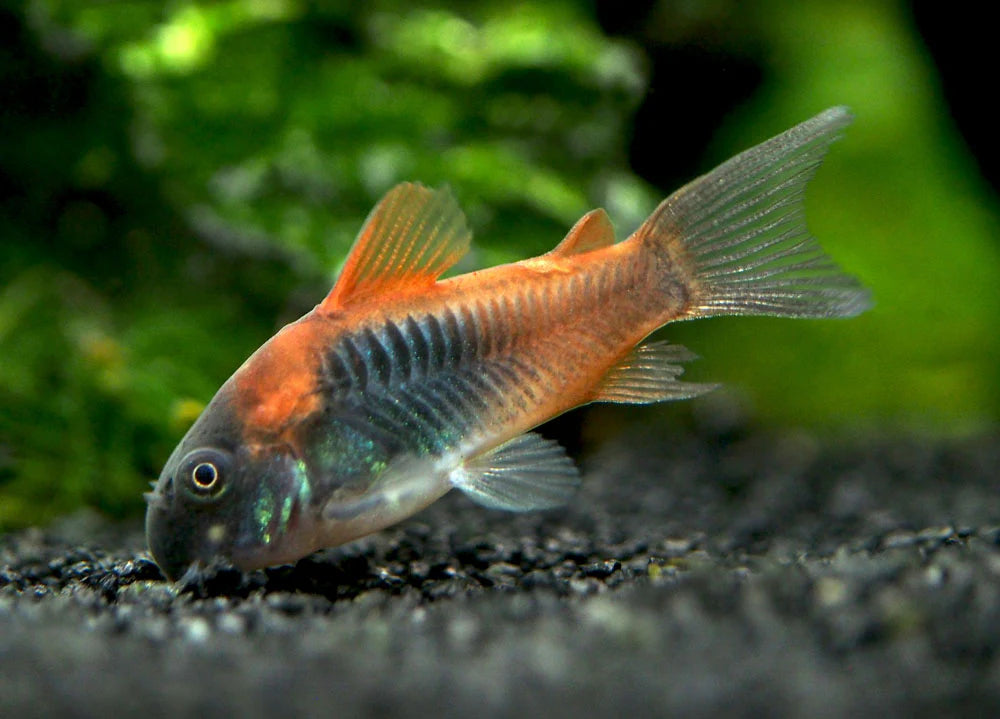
left=192, top=462, right=218, bottom=489
left=179, top=448, right=232, bottom=500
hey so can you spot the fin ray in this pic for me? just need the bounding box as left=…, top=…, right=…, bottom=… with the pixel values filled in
left=451, top=433, right=580, bottom=511
left=592, top=341, right=718, bottom=404
left=632, top=107, right=870, bottom=320
left=322, top=183, right=471, bottom=309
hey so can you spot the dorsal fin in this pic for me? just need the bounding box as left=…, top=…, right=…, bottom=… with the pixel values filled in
left=322, top=183, right=471, bottom=309
left=549, top=208, right=616, bottom=257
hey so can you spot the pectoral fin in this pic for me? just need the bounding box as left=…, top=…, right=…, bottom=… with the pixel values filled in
left=451, top=433, right=580, bottom=511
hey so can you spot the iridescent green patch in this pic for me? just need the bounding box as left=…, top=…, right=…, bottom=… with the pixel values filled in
left=253, top=485, right=276, bottom=546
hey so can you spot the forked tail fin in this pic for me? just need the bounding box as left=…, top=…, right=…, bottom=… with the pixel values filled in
left=632, top=107, right=870, bottom=320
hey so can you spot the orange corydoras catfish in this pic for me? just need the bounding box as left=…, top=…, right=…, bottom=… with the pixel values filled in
left=146, top=107, right=869, bottom=580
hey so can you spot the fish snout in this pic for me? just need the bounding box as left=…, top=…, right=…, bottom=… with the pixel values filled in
left=145, top=487, right=231, bottom=581
left=145, top=497, right=196, bottom=581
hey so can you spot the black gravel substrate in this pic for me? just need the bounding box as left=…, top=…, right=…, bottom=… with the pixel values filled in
left=3, top=419, right=1000, bottom=717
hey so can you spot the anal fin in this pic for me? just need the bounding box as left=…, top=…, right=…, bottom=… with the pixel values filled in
left=451, top=433, right=580, bottom=512
left=592, top=341, right=719, bottom=404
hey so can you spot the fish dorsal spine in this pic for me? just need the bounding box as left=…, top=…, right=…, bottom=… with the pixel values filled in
left=321, top=183, right=471, bottom=309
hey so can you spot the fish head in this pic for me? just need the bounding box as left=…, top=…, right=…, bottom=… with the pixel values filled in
left=145, top=383, right=315, bottom=581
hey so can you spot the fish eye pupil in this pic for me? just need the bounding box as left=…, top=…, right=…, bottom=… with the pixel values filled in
left=192, top=462, right=218, bottom=489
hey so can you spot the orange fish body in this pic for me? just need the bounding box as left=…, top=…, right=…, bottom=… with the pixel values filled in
left=145, top=108, right=869, bottom=580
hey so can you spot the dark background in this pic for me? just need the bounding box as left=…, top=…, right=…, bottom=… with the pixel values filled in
left=2, top=0, right=998, bottom=528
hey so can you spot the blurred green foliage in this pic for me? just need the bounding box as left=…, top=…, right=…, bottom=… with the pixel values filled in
left=1, top=0, right=998, bottom=528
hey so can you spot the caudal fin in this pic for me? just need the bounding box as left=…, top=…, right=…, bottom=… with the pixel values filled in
left=633, top=107, right=870, bottom=320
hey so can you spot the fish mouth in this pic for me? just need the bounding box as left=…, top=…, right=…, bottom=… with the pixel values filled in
left=144, top=489, right=249, bottom=581
left=145, top=512, right=240, bottom=582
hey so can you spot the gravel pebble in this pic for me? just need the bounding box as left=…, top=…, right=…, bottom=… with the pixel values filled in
left=3, top=426, right=1000, bottom=716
